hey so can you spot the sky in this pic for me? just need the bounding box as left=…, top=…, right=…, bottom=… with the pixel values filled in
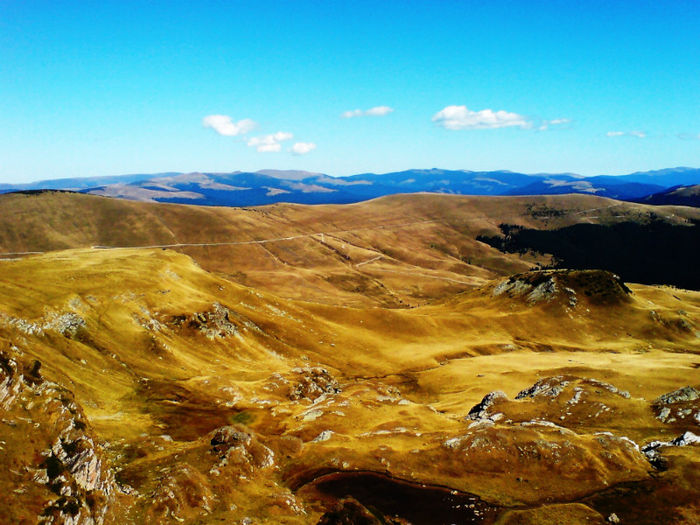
left=1, top=0, right=699, bottom=183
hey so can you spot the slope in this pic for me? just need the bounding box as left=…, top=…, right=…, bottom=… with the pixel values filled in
left=0, top=248, right=698, bottom=523
left=2, top=191, right=700, bottom=308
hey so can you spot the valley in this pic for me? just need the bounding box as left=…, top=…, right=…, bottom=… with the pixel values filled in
left=0, top=192, right=698, bottom=524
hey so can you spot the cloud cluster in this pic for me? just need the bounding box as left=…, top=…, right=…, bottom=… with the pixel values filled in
left=432, top=105, right=530, bottom=130
left=247, top=132, right=294, bottom=152
left=202, top=115, right=256, bottom=136
left=606, top=130, right=646, bottom=138
left=203, top=113, right=317, bottom=154
left=341, top=106, right=394, bottom=118
left=290, top=142, right=317, bottom=155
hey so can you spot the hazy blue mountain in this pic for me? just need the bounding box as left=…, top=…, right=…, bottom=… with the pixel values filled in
left=1, top=167, right=698, bottom=206
left=0, top=173, right=180, bottom=193
left=506, top=178, right=666, bottom=200
left=598, top=167, right=700, bottom=187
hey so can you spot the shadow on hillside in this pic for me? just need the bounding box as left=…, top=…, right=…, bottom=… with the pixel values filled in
left=477, top=220, right=700, bottom=290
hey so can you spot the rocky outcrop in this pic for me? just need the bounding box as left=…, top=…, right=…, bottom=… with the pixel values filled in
left=0, top=345, right=127, bottom=525
left=516, top=376, right=630, bottom=400
left=146, top=463, right=216, bottom=523
left=653, top=386, right=700, bottom=424
left=0, top=311, right=86, bottom=338
left=209, top=425, right=275, bottom=476
left=493, top=270, right=632, bottom=306
left=642, top=431, right=700, bottom=469
left=289, top=367, right=341, bottom=401
left=169, top=302, right=239, bottom=339
left=467, top=391, right=507, bottom=421
left=438, top=422, right=649, bottom=503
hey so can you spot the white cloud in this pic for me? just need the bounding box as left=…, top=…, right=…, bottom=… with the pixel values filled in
left=341, top=106, right=394, bottom=118
left=606, top=130, right=646, bottom=138
left=432, top=105, right=530, bottom=130
left=364, top=106, right=393, bottom=116
left=342, top=109, right=363, bottom=118
left=247, top=131, right=293, bottom=152
left=290, top=142, right=317, bottom=155
left=202, top=115, right=256, bottom=136
left=538, top=118, right=571, bottom=131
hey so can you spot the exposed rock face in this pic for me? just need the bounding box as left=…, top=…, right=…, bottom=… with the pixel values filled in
left=169, top=302, right=239, bottom=339
left=437, top=422, right=649, bottom=502
left=653, top=386, right=700, bottom=424
left=516, top=376, right=630, bottom=400
left=49, top=312, right=87, bottom=338
left=146, top=463, right=216, bottom=523
left=289, top=367, right=341, bottom=401
left=0, top=311, right=86, bottom=338
left=493, top=273, right=559, bottom=304
left=209, top=425, right=275, bottom=474
left=0, top=345, right=127, bottom=525
left=516, top=377, right=572, bottom=399
left=468, top=391, right=507, bottom=421
left=642, top=431, right=700, bottom=469
left=493, top=270, right=632, bottom=306
left=655, top=386, right=699, bottom=405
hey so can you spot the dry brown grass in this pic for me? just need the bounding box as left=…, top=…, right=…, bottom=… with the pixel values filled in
left=0, top=193, right=698, bottom=523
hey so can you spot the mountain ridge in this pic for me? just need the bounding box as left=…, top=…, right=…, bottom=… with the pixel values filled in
left=2, top=167, right=698, bottom=207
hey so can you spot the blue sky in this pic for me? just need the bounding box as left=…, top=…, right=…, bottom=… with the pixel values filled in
left=1, top=0, right=699, bottom=183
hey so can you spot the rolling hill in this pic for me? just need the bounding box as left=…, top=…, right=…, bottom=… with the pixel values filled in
left=2, top=191, right=699, bottom=307
left=636, top=184, right=700, bottom=207
left=0, top=191, right=699, bottom=524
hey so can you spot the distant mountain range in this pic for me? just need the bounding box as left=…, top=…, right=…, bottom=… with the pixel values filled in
left=2, top=167, right=699, bottom=207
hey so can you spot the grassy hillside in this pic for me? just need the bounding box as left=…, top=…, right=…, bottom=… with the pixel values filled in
left=2, top=191, right=698, bottom=307
left=0, top=247, right=698, bottom=523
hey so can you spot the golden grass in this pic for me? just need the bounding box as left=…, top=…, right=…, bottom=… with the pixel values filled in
left=0, top=194, right=698, bottom=523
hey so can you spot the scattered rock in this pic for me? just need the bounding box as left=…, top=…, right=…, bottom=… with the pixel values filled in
left=655, top=386, right=700, bottom=405
left=653, top=386, right=700, bottom=424
left=170, top=303, right=239, bottom=339
left=50, top=312, right=87, bottom=338
left=313, top=430, right=334, bottom=443
left=516, top=377, right=570, bottom=399
left=289, top=367, right=341, bottom=401
left=493, top=270, right=631, bottom=306
left=641, top=431, right=700, bottom=469
left=516, top=376, right=629, bottom=400
left=467, top=391, right=507, bottom=420
left=209, top=425, right=275, bottom=474
left=0, top=346, right=125, bottom=525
